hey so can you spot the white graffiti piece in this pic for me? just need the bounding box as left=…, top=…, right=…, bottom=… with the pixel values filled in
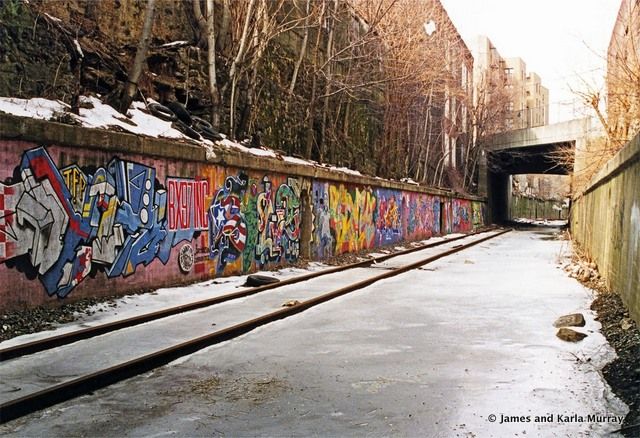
left=92, top=223, right=125, bottom=265
left=0, top=169, right=70, bottom=275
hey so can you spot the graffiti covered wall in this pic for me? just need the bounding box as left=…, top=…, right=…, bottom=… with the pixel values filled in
left=0, top=133, right=485, bottom=310
left=0, top=142, right=302, bottom=308
left=311, top=181, right=479, bottom=258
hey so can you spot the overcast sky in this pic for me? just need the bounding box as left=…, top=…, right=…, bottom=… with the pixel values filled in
left=439, top=0, right=621, bottom=123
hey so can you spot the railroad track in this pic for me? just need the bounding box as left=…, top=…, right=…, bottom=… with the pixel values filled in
left=0, top=228, right=494, bottom=362
left=0, top=228, right=509, bottom=424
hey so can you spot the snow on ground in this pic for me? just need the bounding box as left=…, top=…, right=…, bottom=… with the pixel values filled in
left=0, top=97, right=67, bottom=120
left=0, top=263, right=330, bottom=350
left=513, top=217, right=568, bottom=227
left=79, top=96, right=184, bottom=139
left=0, top=230, right=626, bottom=437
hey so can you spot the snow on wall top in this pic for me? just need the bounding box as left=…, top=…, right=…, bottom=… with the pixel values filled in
left=0, top=95, right=364, bottom=177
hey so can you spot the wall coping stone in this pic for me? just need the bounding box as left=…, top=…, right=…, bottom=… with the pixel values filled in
left=0, top=113, right=485, bottom=201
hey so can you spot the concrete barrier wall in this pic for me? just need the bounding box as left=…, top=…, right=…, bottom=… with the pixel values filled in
left=0, top=116, right=486, bottom=311
left=571, top=133, right=640, bottom=323
left=510, top=196, right=569, bottom=220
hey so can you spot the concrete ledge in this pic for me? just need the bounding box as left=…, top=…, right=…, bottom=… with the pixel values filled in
left=0, top=113, right=484, bottom=202
left=579, top=132, right=640, bottom=197
left=485, top=118, right=591, bottom=150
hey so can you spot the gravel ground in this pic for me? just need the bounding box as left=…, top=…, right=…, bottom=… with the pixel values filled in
left=592, top=292, right=640, bottom=436
left=560, top=240, right=640, bottom=437
left=0, top=296, right=122, bottom=342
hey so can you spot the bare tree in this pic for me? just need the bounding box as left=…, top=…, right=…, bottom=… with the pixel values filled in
left=562, top=1, right=639, bottom=191
left=205, top=0, right=221, bottom=128
left=117, top=0, right=156, bottom=113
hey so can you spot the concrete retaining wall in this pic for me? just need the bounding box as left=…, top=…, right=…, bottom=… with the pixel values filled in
left=0, top=115, right=486, bottom=311
left=571, top=132, right=640, bottom=323
left=510, top=196, right=568, bottom=220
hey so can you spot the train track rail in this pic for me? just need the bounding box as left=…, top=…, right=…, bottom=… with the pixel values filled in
left=0, top=228, right=509, bottom=424
left=0, top=228, right=495, bottom=362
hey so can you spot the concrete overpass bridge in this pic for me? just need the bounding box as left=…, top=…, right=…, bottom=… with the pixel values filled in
left=479, top=118, right=595, bottom=223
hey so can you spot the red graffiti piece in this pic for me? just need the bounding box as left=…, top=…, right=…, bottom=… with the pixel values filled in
left=74, top=247, right=92, bottom=284
left=220, top=193, right=242, bottom=215
left=221, top=217, right=246, bottom=251
left=168, top=179, right=209, bottom=231
left=97, top=194, right=109, bottom=210
left=28, top=155, right=89, bottom=238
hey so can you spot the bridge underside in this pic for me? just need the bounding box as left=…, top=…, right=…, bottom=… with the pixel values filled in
left=486, top=142, right=574, bottom=223
left=487, top=142, right=574, bottom=176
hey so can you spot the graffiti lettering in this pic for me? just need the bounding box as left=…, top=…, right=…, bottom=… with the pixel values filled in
left=255, top=176, right=301, bottom=265
left=0, top=147, right=205, bottom=297
left=167, top=178, right=209, bottom=231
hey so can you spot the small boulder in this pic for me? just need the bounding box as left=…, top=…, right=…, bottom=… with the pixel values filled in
left=556, top=327, right=588, bottom=342
left=621, top=318, right=634, bottom=331
left=580, top=270, right=591, bottom=282
left=553, top=313, right=586, bottom=328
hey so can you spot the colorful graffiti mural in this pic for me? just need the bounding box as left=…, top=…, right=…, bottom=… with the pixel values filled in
left=0, top=143, right=483, bottom=307
left=208, top=173, right=249, bottom=273
left=311, top=182, right=378, bottom=257
left=403, top=193, right=440, bottom=240
left=254, top=176, right=301, bottom=266
left=472, top=201, right=486, bottom=229
left=311, top=181, right=482, bottom=258
left=452, top=199, right=472, bottom=233
left=375, top=189, right=402, bottom=245
left=0, top=147, right=193, bottom=297
left=205, top=172, right=303, bottom=274
left=312, top=182, right=334, bottom=258
left=0, top=147, right=303, bottom=298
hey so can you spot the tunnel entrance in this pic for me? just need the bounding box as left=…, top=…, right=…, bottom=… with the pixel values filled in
left=487, top=142, right=574, bottom=223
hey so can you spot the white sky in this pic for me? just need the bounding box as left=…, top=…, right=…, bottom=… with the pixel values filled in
left=439, top=0, right=621, bottom=123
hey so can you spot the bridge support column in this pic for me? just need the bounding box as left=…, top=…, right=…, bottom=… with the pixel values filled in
left=488, top=172, right=510, bottom=224
left=478, top=150, right=488, bottom=197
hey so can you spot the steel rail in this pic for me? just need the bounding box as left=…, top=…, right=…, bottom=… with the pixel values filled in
left=0, top=228, right=509, bottom=424
left=0, top=227, right=497, bottom=361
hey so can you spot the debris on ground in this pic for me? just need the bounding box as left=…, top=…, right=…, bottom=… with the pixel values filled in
left=244, top=274, right=281, bottom=287
left=553, top=313, right=586, bottom=328
left=562, top=254, right=607, bottom=292
left=556, top=327, right=588, bottom=342
left=0, top=297, right=117, bottom=342
left=591, top=292, right=640, bottom=436
left=0, top=290, right=152, bottom=342
left=565, top=247, right=640, bottom=436
left=282, top=300, right=302, bottom=307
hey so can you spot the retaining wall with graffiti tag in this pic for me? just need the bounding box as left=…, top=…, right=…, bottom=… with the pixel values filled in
left=0, top=114, right=486, bottom=311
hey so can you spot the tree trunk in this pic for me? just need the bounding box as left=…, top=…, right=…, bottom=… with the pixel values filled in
left=119, top=0, right=156, bottom=114
left=320, top=0, right=338, bottom=163
left=304, top=1, right=325, bottom=158
left=217, top=0, right=231, bottom=52
left=288, top=0, right=311, bottom=96
left=193, top=0, right=206, bottom=46
left=205, top=0, right=221, bottom=128
left=225, top=0, right=256, bottom=137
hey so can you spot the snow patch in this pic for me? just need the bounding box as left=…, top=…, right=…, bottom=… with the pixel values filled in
left=0, top=95, right=391, bottom=181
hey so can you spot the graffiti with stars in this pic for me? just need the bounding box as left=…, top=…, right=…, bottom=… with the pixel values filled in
left=0, top=147, right=302, bottom=299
